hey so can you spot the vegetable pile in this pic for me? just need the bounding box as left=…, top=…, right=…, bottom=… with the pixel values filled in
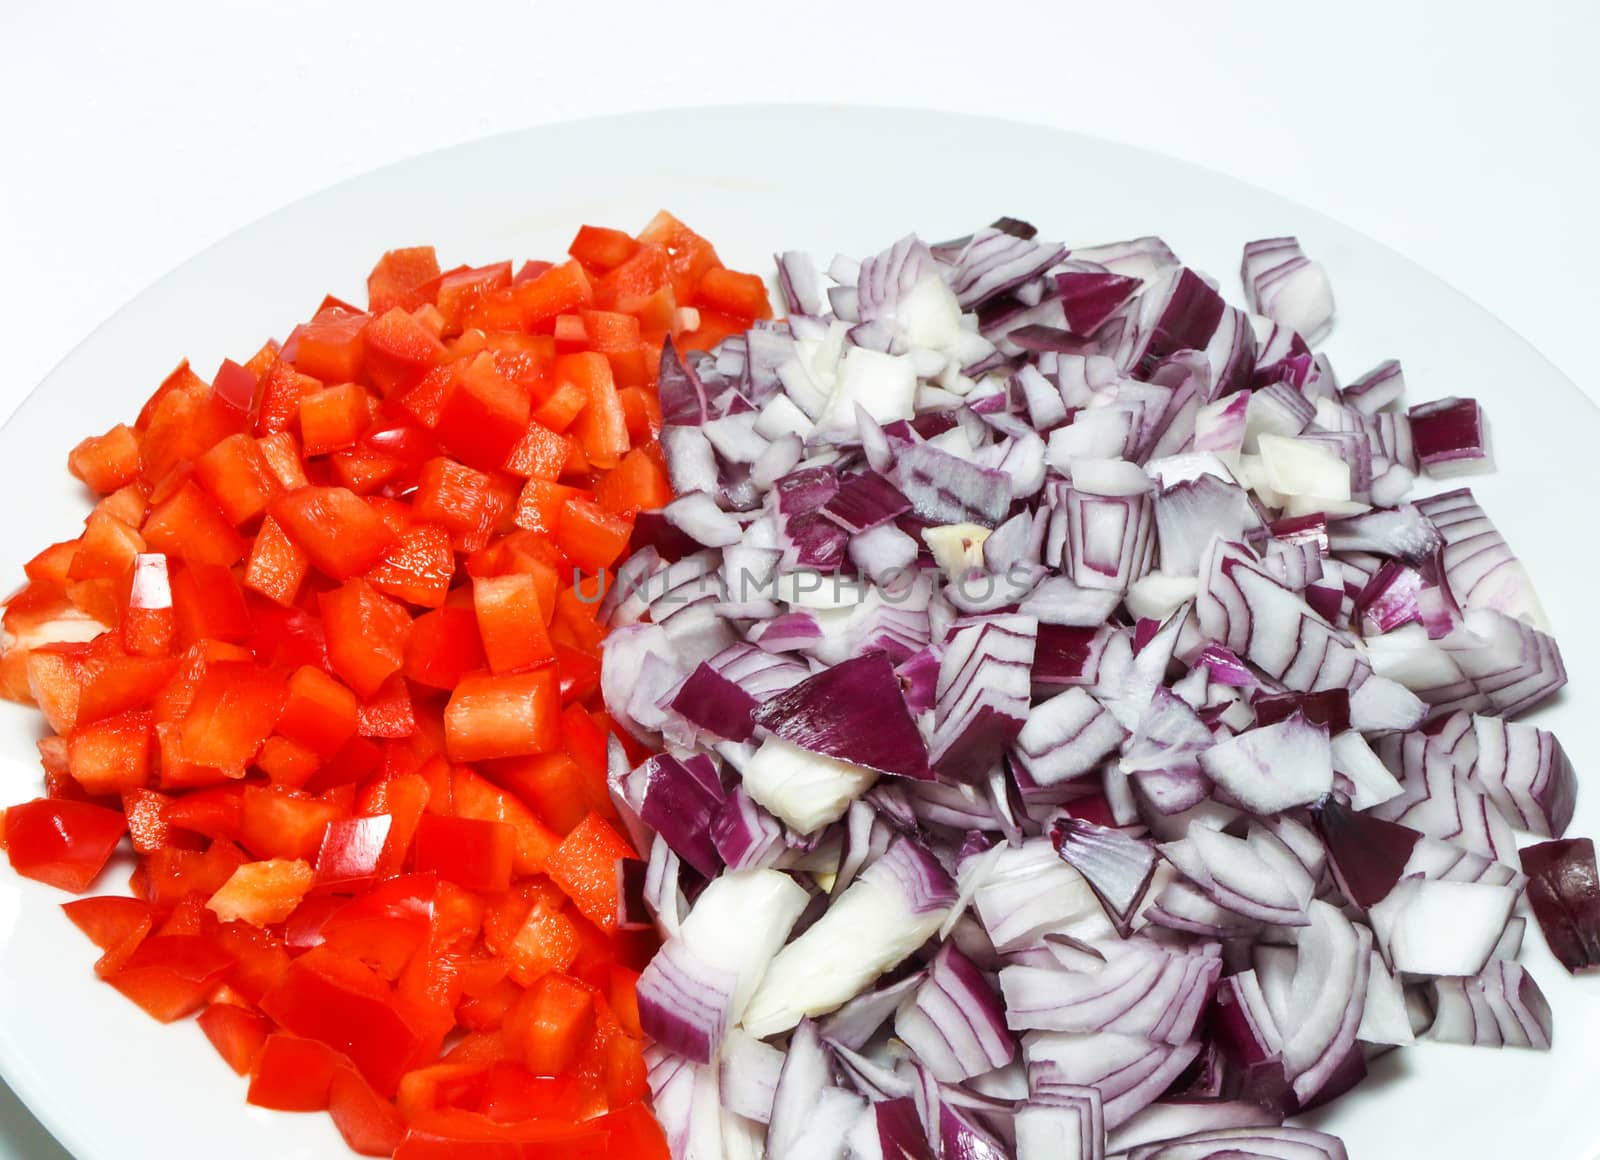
left=601, top=221, right=1599, bottom=1159
left=0, top=213, right=775, bottom=1158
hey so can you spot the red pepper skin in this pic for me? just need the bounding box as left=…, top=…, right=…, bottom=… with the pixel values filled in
left=546, top=812, right=638, bottom=933
left=197, top=1004, right=272, bottom=1075
left=414, top=815, right=515, bottom=894
left=260, top=949, right=427, bottom=1097
left=247, top=1033, right=342, bottom=1111
left=107, top=935, right=236, bottom=1022
left=4, top=799, right=128, bottom=892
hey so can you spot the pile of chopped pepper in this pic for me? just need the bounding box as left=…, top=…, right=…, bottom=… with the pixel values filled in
left=0, top=212, right=768, bottom=1157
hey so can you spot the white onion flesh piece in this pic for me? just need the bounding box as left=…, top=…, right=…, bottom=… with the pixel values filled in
left=718, top=1029, right=786, bottom=1124
left=1198, top=714, right=1333, bottom=814
left=1469, top=713, right=1576, bottom=838
left=1367, top=876, right=1518, bottom=977
left=1000, top=939, right=1218, bottom=1045
left=766, top=1021, right=864, bottom=1159
left=1425, top=959, right=1552, bottom=1050
left=1015, top=1088, right=1104, bottom=1160
left=1368, top=728, right=1517, bottom=862
left=1280, top=901, right=1371, bottom=1103
left=1413, top=488, right=1549, bottom=630
left=742, top=839, right=954, bottom=1037
left=894, top=943, right=1016, bottom=1082
left=1356, top=948, right=1415, bottom=1046
left=636, top=869, right=810, bottom=1064
left=1024, top=1031, right=1201, bottom=1131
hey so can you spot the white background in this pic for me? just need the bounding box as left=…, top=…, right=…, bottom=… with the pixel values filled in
left=0, top=1, right=1596, bottom=1155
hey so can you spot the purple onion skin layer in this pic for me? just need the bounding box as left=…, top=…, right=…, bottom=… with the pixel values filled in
left=752, top=651, right=933, bottom=780
left=1520, top=838, right=1600, bottom=974
left=1310, top=795, right=1421, bottom=910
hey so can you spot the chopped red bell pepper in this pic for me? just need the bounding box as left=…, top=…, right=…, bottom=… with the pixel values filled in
left=261, top=948, right=427, bottom=1097
left=313, top=814, right=392, bottom=891
left=0, top=213, right=781, bottom=1156
left=197, top=1002, right=273, bottom=1075
left=271, top=486, right=398, bottom=580
left=300, top=383, right=376, bottom=457
left=444, top=670, right=562, bottom=763
left=367, top=247, right=442, bottom=315
left=5, top=799, right=128, bottom=892
left=414, top=815, right=515, bottom=894
left=330, top=1063, right=408, bottom=1156
left=108, top=934, right=235, bottom=1021
left=207, top=858, right=314, bottom=926
left=68, top=423, right=143, bottom=494
left=247, top=1032, right=342, bottom=1111
left=545, top=813, right=636, bottom=933
left=293, top=306, right=370, bottom=384
left=320, top=579, right=412, bottom=699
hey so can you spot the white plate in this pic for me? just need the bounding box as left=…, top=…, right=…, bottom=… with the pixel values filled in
left=2, top=105, right=1598, bottom=1160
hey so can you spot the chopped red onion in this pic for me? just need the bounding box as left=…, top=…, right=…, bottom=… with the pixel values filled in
left=1408, top=396, right=1491, bottom=475
left=602, top=217, right=1588, bottom=1160
left=1518, top=838, right=1600, bottom=974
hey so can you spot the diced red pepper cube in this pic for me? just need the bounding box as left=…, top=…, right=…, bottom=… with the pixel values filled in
left=505, top=972, right=594, bottom=1077
left=593, top=445, right=672, bottom=516
left=4, top=798, right=128, bottom=893
left=513, top=480, right=582, bottom=537
left=206, top=858, right=315, bottom=926
left=299, top=383, right=374, bottom=456
left=556, top=497, right=632, bottom=571
left=435, top=262, right=513, bottom=336
left=694, top=266, right=773, bottom=320
left=67, top=708, right=153, bottom=794
left=413, top=815, right=514, bottom=893
left=514, top=260, right=593, bottom=328
left=473, top=573, right=555, bottom=675
left=367, top=246, right=441, bottom=315
left=197, top=1003, right=272, bottom=1076
left=270, top=487, right=398, bottom=580
left=68, top=510, right=144, bottom=582
left=364, top=306, right=447, bottom=397
left=193, top=433, right=283, bottom=525
left=171, top=562, right=252, bottom=646
left=320, top=579, right=412, bottom=699
left=433, top=352, right=532, bottom=473
left=254, top=431, right=310, bottom=489
left=404, top=606, right=488, bottom=691
left=243, top=515, right=310, bottom=607
left=504, top=422, right=572, bottom=481
left=176, top=661, right=287, bottom=777
left=143, top=481, right=247, bottom=566
left=568, top=226, right=640, bottom=274
left=546, top=812, right=637, bottom=932
left=313, top=814, right=392, bottom=891
left=247, top=1032, right=341, bottom=1111
left=252, top=359, right=323, bottom=438
left=68, top=423, right=142, bottom=495
left=293, top=307, right=370, bottom=383
left=366, top=524, right=455, bottom=609
left=262, top=949, right=427, bottom=1097
left=239, top=785, right=348, bottom=862
left=561, top=353, right=630, bottom=470
left=108, top=934, right=235, bottom=1021
left=444, top=670, right=561, bottom=763
left=277, top=665, right=360, bottom=758
left=329, top=1063, right=407, bottom=1157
